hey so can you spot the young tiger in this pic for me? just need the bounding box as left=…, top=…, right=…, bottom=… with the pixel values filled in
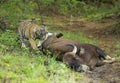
left=18, top=20, right=48, bottom=50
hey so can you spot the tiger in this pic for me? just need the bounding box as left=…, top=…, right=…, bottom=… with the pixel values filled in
left=18, top=20, right=48, bottom=50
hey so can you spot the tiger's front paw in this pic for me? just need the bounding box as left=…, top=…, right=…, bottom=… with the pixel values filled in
left=33, top=47, right=39, bottom=50
left=21, top=43, right=26, bottom=48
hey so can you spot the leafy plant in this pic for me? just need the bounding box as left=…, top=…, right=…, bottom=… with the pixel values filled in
left=0, top=30, right=19, bottom=46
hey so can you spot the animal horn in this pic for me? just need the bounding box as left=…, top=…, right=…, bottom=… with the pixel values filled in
left=66, top=43, right=77, bottom=54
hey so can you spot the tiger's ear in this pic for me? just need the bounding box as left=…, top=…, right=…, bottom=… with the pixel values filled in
left=40, top=24, right=48, bottom=33
left=41, top=24, right=47, bottom=30
left=41, top=24, right=46, bottom=28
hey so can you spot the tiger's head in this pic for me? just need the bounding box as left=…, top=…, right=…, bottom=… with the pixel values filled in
left=36, top=24, right=48, bottom=39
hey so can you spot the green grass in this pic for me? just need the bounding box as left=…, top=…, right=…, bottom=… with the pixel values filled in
left=0, top=52, right=83, bottom=83
left=50, top=30, right=97, bottom=45
left=82, top=0, right=120, bottom=20
left=113, top=44, right=120, bottom=57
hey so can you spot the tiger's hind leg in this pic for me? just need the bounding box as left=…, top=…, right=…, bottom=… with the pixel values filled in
left=20, top=37, right=26, bottom=48
left=18, top=30, right=26, bottom=48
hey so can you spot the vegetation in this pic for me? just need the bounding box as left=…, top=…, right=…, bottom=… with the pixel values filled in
left=0, top=0, right=120, bottom=28
left=0, top=0, right=120, bottom=82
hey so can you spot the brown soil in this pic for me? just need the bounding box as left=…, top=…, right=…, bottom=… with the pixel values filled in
left=48, top=17, right=120, bottom=83
left=87, top=60, right=120, bottom=83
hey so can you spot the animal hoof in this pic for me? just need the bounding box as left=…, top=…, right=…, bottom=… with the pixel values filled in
left=37, top=46, right=42, bottom=49
left=21, top=43, right=26, bottom=48
left=106, top=55, right=112, bottom=60
left=33, top=48, right=39, bottom=50
left=103, top=58, right=116, bottom=63
left=21, top=46, right=26, bottom=48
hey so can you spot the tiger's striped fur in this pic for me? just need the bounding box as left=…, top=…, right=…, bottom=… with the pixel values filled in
left=18, top=20, right=48, bottom=50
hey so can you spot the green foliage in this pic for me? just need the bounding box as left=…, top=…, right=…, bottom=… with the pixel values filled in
left=112, top=22, right=120, bottom=35
left=0, top=30, right=18, bottom=46
left=84, top=0, right=120, bottom=20
left=51, top=30, right=97, bottom=45
left=33, top=0, right=120, bottom=19
left=0, top=0, right=120, bottom=30
left=113, top=44, right=120, bottom=57
left=63, top=32, right=96, bottom=44
left=0, top=49, right=83, bottom=83
left=0, top=0, right=37, bottom=29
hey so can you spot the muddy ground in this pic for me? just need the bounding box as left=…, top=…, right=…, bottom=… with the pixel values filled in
left=49, top=17, right=120, bottom=83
